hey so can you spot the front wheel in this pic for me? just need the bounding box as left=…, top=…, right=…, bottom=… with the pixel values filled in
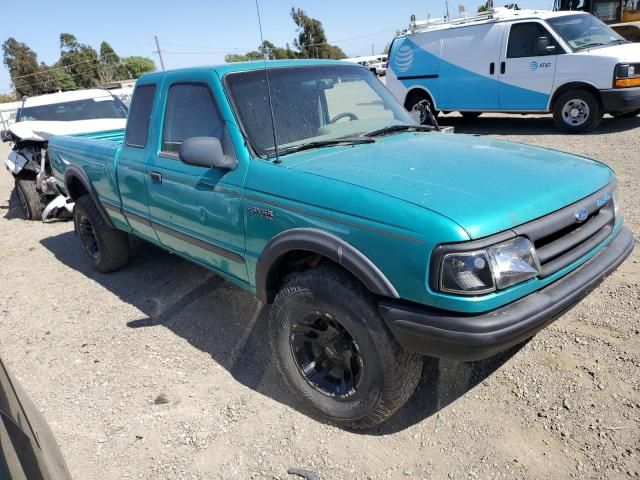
left=611, top=109, right=640, bottom=119
left=553, top=90, right=603, bottom=133
left=269, top=265, right=423, bottom=429
left=15, top=178, right=44, bottom=221
left=73, top=195, right=130, bottom=273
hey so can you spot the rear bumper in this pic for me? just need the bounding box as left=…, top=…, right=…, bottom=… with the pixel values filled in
left=601, top=87, right=640, bottom=112
left=379, top=227, right=635, bottom=361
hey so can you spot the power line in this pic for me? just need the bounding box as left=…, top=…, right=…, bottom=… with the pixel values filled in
left=10, top=52, right=119, bottom=82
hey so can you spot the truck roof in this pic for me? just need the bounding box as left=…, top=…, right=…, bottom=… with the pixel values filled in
left=404, top=8, right=590, bottom=36
left=22, top=89, right=115, bottom=108
left=137, top=59, right=354, bottom=83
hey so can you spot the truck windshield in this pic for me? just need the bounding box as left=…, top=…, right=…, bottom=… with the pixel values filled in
left=547, top=14, right=626, bottom=50
left=224, top=64, right=414, bottom=157
left=17, top=96, right=128, bottom=122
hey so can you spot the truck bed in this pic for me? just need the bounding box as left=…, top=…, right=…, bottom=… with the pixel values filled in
left=48, top=130, right=125, bottom=213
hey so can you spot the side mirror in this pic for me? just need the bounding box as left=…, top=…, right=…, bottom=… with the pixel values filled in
left=1, top=129, right=11, bottom=142
left=178, top=136, right=236, bottom=170
left=535, top=36, right=556, bottom=55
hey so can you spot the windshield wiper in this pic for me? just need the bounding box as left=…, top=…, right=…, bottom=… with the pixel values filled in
left=276, top=136, right=375, bottom=156
left=575, top=42, right=607, bottom=50
left=364, top=124, right=435, bottom=137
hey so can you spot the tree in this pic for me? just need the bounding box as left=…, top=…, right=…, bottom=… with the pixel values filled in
left=290, top=8, right=346, bottom=59
left=59, top=33, right=100, bottom=88
left=122, top=56, right=155, bottom=78
left=2, top=37, right=43, bottom=96
left=225, top=40, right=298, bottom=62
left=0, top=93, right=16, bottom=103
left=98, top=41, right=127, bottom=83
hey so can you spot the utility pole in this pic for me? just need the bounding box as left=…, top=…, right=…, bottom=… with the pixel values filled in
left=371, top=44, right=374, bottom=55
left=154, top=35, right=166, bottom=70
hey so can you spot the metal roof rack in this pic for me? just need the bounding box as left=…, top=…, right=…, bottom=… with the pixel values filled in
left=407, top=3, right=523, bottom=34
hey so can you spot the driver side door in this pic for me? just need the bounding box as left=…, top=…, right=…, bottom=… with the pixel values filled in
left=146, top=77, right=248, bottom=283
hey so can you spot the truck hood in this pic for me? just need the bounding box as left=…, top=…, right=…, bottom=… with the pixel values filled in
left=9, top=118, right=126, bottom=142
left=284, top=132, right=614, bottom=239
left=580, top=41, right=640, bottom=61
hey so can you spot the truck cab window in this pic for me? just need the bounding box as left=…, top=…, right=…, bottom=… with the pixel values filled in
left=125, top=84, right=156, bottom=148
left=161, top=83, right=224, bottom=155
left=507, top=22, right=559, bottom=58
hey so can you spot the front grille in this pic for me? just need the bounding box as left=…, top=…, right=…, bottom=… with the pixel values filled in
left=514, top=185, right=616, bottom=279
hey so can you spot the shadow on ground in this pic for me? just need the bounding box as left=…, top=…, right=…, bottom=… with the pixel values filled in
left=439, top=113, right=640, bottom=136
left=41, top=231, right=522, bottom=434
left=2, top=189, right=24, bottom=220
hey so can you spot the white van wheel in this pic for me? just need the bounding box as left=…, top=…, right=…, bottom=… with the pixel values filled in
left=405, top=92, right=438, bottom=126
left=553, top=90, right=602, bottom=134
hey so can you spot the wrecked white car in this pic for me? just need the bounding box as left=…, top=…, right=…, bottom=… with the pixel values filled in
left=1, top=89, right=127, bottom=221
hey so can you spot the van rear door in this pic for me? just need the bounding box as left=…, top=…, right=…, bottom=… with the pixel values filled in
left=499, top=21, right=559, bottom=111
left=439, top=23, right=503, bottom=110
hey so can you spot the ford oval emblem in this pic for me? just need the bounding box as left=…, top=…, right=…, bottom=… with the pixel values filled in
left=575, top=208, right=589, bottom=223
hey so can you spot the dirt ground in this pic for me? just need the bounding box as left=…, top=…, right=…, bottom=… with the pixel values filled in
left=0, top=114, right=638, bottom=480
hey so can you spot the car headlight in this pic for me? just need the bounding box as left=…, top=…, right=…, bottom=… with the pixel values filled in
left=439, top=237, right=540, bottom=295
left=614, top=63, right=640, bottom=88
left=612, top=186, right=621, bottom=219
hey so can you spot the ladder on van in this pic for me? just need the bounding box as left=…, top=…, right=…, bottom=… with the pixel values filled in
left=408, top=4, right=519, bottom=34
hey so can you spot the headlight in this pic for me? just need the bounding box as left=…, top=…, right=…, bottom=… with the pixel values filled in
left=612, top=186, right=621, bottom=219
left=439, top=237, right=540, bottom=295
left=615, top=63, right=640, bottom=88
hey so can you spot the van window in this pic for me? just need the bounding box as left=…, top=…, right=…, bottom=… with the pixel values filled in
left=125, top=85, right=156, bottom=148
left=507, top=22, right=559, bottom=58
left=161, top=83, right=225, bottom=155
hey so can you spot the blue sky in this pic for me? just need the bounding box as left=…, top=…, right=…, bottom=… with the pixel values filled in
left=1, top=0, right=552, bottom=94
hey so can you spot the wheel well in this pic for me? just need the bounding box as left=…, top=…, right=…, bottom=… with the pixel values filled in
left=65, top=175, right=89, bottom=200
left=550, top=83, right=602, bottom=111
left=404, top=88, right=434, bottom=110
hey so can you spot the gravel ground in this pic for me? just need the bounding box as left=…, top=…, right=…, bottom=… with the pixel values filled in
left=0, top=114, right=638, bottom=480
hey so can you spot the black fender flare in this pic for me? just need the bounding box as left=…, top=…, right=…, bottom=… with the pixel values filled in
left=64, top=165, right=115, bottom=229
left=255, top=228, right=400, bottom=304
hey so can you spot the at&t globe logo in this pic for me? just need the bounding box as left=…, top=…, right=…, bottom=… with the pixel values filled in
left=394, top=45, right=414, bottom=73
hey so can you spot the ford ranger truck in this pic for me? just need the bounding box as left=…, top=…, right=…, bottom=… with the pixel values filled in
left=47, top=60, right=635, bottom=429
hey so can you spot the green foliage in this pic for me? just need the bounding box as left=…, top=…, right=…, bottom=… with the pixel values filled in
left=2, top=37, right=43, bottom=96
left=226, top=8, right=345, bottom=63
left=122, top=56, right=155, bottom=78
left=98, top=41, right=127, bottom=83
left=0, top=93, right=16, bottom=103
left=290, top=8, right=346, bottom=59
left=58, top=32, right=100, bottom=88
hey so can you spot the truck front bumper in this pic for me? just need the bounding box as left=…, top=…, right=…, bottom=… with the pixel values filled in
left=379, top=227, right=635, bottom=362
left=601, top=87, right=640, bottom=112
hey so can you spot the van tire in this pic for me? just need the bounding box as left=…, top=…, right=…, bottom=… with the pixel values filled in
left=15, top=177, right=43, bottom=221
left=73, top=195, right=129, bottom=273
left=405, top=91, right=438, bottom=125
left=269, top=265, right=423, bottom=429
left=553, top=90, right=602, bottom=133
left=611, top=109, right=640, bottom=119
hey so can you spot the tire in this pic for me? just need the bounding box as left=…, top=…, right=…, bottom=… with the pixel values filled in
left=269, top=265, right=423, bottom=429
left=405, top=91, right=439, bottom=126
left=611, top=109, right=640, bottom=119
left=460, top=111, right=482, bottom=120
left=73, top=195, right=129, bottom=273
left=15, top=177, right=44, bottom=221
left=553, top=90, right=603, bottom=133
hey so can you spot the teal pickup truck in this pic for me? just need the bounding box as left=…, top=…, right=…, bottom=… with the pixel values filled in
left=48, top=60, right=634, bottom=429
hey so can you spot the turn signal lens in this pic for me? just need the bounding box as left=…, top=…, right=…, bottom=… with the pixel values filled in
left=615, top=77, right=640, bottom=88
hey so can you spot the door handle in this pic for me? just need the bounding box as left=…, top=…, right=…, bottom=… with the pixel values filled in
left=149, top=171, right=162, bottom=183
left=500, top=61, right=506, bottom=74
left=490, top=62, right=495, bottom=75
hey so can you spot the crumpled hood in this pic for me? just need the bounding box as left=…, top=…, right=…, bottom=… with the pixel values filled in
left=284, top=132, right=614, bottom=239
left=9, top=118, right=126, bottom=142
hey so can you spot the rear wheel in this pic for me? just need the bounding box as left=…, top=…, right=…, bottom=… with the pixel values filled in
left=269, top=265, right=423, bottom=429
left=73, top=195, right=129, bottom=273
left=611, top=109, right=640, bottom=119
left=15, top=177, right=44, bottom=221
left=553, top=90, right=602, bottom=133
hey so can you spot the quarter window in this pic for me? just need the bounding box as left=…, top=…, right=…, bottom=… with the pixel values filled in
left=161, top=83, right=224, bottom=155
left=507, top=22, right=559, bottom=58
left=125, top=84, right=156, bottom=148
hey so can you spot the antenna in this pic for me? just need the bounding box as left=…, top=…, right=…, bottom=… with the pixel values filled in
left=255, top=0, right=281, bottom=163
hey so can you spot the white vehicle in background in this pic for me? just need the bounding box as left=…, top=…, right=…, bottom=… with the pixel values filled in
left=1, top=89, right=127, bottom=221
left=342, top=55, right=388, bottom=75
left=0, top=101, right=20, bottom=130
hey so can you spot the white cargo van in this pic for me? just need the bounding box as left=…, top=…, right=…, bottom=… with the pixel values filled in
left=386, top=8, right=640, bottom=132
